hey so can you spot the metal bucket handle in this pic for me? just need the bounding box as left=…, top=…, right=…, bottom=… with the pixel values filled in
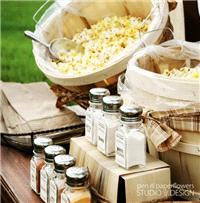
left=137, top=1, right=175, bottom=48
left=33, top=0, right=56, bottom=33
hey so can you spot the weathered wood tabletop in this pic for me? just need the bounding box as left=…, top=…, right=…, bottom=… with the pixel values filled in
left=0, top=144, right=192, bottom=203
left=0, top=144, right=43, bottom=203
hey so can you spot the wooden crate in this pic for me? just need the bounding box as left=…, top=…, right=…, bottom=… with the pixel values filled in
left=69, top=137, right=171, bottom=203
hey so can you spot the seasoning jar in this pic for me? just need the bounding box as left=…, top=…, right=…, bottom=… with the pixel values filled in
left=115, top=105, right=146, bottom=169
left=30, top=137, right=53, bottom=194
left=49, top=154, right=75, bottom=203
left=85, top=88, right=110, bottom=145
left=97, top=95, right=123, bottom=156
left=40, top=145, right=66, bottom=203
left=61, top=167, right=91, bottom=203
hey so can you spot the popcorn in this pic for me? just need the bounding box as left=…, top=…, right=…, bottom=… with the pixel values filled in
left=53, top=16, right=150, bottom=76
left=163, top=65, right=200, bottom=80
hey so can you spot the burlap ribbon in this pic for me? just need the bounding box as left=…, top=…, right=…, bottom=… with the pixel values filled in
left=144, top=104, right=200, bottom=152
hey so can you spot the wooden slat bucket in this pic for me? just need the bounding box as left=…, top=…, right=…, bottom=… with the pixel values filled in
left=119, top=40, right=200, bottom=200
left=32, top=0, right=173, bottom=88
left=147, top=121, right=200, bottom=201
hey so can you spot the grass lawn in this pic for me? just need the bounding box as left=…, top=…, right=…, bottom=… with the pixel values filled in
left=1, top=0, right=50, bottom=83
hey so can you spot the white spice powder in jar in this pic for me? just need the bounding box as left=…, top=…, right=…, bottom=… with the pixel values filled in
left=40, top=145, right=66, bottom=203
left=97, top=95, right=123, bottom=156
left=115, top=105, right=146, bottom=169
left=85, top=88, right=110, bottom=145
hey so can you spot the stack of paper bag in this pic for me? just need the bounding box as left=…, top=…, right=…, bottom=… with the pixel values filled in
left=0, top=82, right=83, bottom=150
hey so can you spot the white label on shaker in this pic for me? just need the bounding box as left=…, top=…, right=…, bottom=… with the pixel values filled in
left=93, top=117, right=98, bottom=144
left=85, top=111, right=93, bottom=141
left=97, top=120, right=107, bottom=154
left=115, top=132, right=126, bottom=167
left=40, top=169, right=48, bottom=202
left=30, top=159, right=37, bottom=192
left=61, top=193, right=70, bottom=203
left=49, top=180, right=57, bottom=203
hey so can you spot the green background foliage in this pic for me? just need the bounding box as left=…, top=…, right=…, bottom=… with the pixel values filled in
left=1, top=1, right=49, bottom=83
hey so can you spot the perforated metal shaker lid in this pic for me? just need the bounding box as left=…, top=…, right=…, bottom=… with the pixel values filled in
left=66, top=166, right=89, bottom=187
left=89, top=88, right=110, bottom=103
left=33, top=137, right=53, bottom=153
left=44, top=145, right=66, bottom=162
left=54, top=154, right=75, bottom=173
left=103, top=95, right=123, bottom=113
left=120, top=105, right=143, bottom=122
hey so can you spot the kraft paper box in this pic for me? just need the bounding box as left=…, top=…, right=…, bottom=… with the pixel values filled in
left=69, top=137, right=171, bottom=203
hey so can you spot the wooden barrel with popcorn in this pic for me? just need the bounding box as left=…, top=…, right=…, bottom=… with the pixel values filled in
left=120, top=40, right=200, bottom=200
left=32, top=0, right=175, bottom=107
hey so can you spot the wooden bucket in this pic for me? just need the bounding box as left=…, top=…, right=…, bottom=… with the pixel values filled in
left=121, top=40, right=200, bottom=200
left=32, top=0, right=173, bottom=88
left=126, top=41, right=200, bottom=103
left=147, top=131, right=200, bottom=201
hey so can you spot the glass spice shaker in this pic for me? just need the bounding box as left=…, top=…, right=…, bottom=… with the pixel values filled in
left=97, top=95, right=123, bottom=156
left=40, top=145, right=66, bottom=203
left=30, top=137, right=53, bottom=194
left=61, top=167, right=91, bottom=203
left=115, top=105, right=146, bottom=169
left=49, top=154, right=75, bottom=203
left=85, top=88, right=110, bottom=145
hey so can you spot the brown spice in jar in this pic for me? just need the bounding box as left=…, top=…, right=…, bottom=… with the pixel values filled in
left=36, top=159, right=45, bottom=193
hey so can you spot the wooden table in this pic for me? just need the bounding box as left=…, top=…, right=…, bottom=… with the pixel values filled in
left=0, top=144, right=43, bottom=203
left=0, top=144, right=188, bottom=203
